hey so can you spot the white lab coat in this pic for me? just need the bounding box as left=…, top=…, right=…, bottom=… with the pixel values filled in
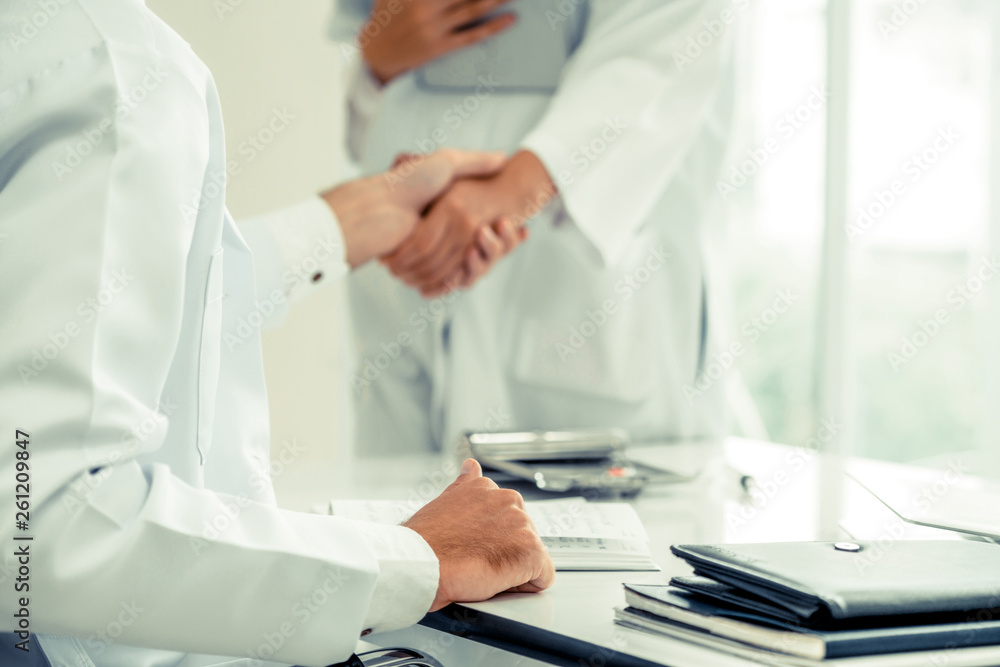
left=331, top=0, right=736, bottom=454
left=0, top=2, right=437, bottom=666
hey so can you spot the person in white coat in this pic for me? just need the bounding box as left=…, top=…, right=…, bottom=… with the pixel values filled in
left=332, top=0, right=737, bottom=455
left=0, top=1, right=553, bottom=666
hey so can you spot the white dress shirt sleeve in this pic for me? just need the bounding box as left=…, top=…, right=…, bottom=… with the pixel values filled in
left=239, top=196, right=350, bottom=327
left=520, top=0, right=734, bottom=267
left=354, top=522, right=440, bottom=634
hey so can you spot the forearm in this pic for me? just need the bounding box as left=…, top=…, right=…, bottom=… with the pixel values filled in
left=497, top=150, right=559, bottom=225
left=6, top=462, right=435, bottom=665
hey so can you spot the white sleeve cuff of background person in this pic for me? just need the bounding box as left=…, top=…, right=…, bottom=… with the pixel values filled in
left=342, top=56, right=386, bottom=164
left=519, top=0, right=733, bottom=269
left=346, top=56, right=385, bottom=122
left=239, top=196, right=349, bottom=327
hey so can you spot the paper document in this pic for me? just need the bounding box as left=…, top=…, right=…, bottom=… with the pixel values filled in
left=324, top=498, right=659, bottom=571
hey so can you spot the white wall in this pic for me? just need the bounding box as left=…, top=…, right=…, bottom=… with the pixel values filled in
left=147, top=0, right=354, bottom=509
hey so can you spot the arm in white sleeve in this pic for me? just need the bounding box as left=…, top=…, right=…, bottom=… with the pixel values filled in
left=0, top=20, right=435, bottom=667
left=240, top=196, right=350, bottom=328
left=330, top=0, right=385, bottom=163
left=521, top=0, right=735, bottom=267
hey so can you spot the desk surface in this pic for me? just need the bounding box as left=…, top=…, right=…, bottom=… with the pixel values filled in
left=297, top=438, right=1000, bottom=667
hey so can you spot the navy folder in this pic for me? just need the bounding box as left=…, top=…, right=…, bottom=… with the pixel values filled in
left=616, top=540, right=1000, bottom=659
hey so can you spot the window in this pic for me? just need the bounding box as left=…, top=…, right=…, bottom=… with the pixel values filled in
left=731, top=0, right=998, bottom=466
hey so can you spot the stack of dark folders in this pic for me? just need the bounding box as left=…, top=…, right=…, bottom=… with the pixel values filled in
left=616, top=540, right=1000, bottom=664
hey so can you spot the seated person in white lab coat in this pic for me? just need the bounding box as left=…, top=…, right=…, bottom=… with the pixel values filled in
left=334, top=0, right=736, bottom=454
left=0, top=1, right=553, bottom=666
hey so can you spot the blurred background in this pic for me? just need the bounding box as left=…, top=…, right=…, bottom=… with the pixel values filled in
left=725, top=0, right=999, bottom=466
left=150, top=0, right=1000, bottom=504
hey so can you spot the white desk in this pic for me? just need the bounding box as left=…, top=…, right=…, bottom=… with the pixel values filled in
left=289, top=438, right=1000, bottom=667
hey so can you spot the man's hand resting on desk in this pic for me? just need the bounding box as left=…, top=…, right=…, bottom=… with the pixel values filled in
left=404, top=459, right=556, bottom=611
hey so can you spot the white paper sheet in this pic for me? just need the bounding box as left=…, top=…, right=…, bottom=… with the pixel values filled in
left=324, top=497, right=658, bottom=571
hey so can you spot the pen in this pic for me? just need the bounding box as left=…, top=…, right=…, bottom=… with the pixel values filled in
left=726, top=462, right=758, bottom=497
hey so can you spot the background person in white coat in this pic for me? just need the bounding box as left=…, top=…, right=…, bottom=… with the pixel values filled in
left=333, top=0, right=737, bottom=456
left=0, top=1, right=552, bottom=665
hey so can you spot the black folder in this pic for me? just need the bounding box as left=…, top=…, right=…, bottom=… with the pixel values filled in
left=615, top=540, right=1000, bottom=660
left=670, top=540, right=1000, bottom=620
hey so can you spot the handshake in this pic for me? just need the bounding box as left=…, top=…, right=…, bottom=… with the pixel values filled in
left=322, top=148, right=556, bottom=296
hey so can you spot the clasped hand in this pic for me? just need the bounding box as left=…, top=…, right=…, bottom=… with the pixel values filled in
left=383, top=150, right=555, bottom=297
left=321, top=149, right=552, bottom=294
left=350, top=0, right=556, bottom=296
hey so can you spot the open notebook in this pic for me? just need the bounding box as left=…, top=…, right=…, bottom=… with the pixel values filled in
left=317, top=498, right=659, bottom=572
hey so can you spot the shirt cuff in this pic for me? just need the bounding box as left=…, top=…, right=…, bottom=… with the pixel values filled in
left=519, top=134, right=617, bottom=268
left=347, top=57, right=385, bottom=120
left=239, top=196, right=349, bottom=311
left=355, top=522, right=439, bottom=636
